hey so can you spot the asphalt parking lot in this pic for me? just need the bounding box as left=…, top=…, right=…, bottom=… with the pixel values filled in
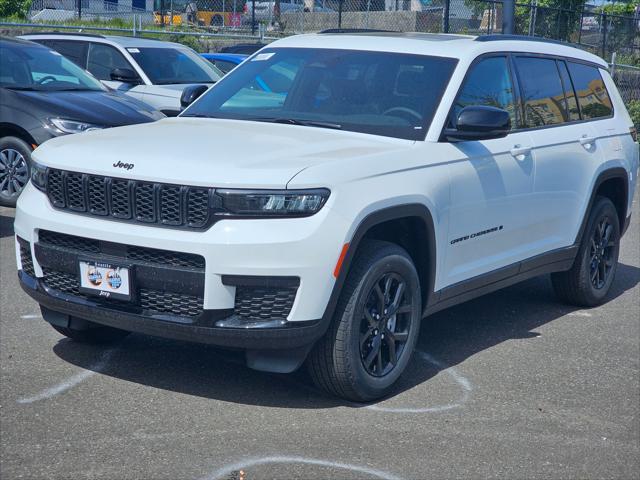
left=1, top=193, right=638, bottom=480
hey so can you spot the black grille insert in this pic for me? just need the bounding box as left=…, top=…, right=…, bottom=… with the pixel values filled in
left=19, top=239, right=36, bottom=277
left=235, top=286, right=297, bottom=321
left=38, top=230, right=205, bottom=270
left=41, top=269, right=203, bottom=318
left=46, top=169, right=212, bottom=230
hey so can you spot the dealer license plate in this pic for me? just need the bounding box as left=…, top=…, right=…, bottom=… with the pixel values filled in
left=78, top=260, right=132, bottom=301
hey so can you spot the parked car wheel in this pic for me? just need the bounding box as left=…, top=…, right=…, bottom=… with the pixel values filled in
left=0, top=136, right=32, bottom=207
left=551, top=196, right=620, bottom=307
left=51, top=320, right=130, bottom=344
left=308, top=240, right=421, bottom=402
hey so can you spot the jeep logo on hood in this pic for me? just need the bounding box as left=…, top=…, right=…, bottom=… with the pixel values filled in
left=113, top=161, right=134, bottom=170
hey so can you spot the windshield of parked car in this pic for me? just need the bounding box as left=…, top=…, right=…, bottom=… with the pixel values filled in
left=0, top=41, right=105, bottom=92
left=181, top=48, right=457, bottom=140
left=128, top=47, right=221, bottom=84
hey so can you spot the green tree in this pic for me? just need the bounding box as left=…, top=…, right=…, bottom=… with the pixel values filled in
left=0, top=0, right=32, bottom=18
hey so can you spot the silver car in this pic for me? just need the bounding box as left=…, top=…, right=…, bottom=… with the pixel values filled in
left=21, top=33, right=223, bottom=116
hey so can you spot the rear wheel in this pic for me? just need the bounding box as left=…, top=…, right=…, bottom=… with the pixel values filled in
left=0, top=136, right=32, bottom=207
left=50, top=320, right=130, bottom=344
left=308, top=240, right=422, bottom=402
left=551, top=196, right=620, bottom=307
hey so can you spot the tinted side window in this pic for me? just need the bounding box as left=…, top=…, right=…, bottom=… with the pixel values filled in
left=87, top=43, right=133, bottom=81
left=213, top=59, right=237, bottom=74
left=453, top=56, right=516, bottom=129
left=557, top=60, right=581, bottom=122
left=567, top=62, right=613, bottom=119
left=47, top=40, right=88, bottom=68
left=515, top=57, right=566, bottom=127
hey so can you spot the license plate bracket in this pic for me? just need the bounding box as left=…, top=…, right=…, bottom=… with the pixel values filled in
left=78, top=259, right=133, bottom=302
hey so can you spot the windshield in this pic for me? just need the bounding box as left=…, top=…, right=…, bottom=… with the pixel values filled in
left=0, top=41, right=105, bottom=92
left=128, top=47, right=221, bottom=85
left=182, top=48, right=457, bottom=140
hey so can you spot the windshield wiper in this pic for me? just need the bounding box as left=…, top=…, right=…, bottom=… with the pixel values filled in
left=3, top=86, right=39, bottom=91
left=252, top=117, right=343, bottom=130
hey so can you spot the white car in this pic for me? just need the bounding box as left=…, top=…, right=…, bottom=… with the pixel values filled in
left=15, top=32, right=639, bottom=401
left=20, top=33, right=222, bottom=116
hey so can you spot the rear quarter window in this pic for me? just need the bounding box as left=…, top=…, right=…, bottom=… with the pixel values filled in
left=567, top=62, right=613, bottom=120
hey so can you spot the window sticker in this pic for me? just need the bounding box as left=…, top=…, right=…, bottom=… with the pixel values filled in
left=252, top=52, right=275, bottom=61
left=127, top=48, right=140, bottom=53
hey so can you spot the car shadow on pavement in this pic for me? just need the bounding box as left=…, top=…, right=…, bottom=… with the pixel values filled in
left=52, top=263, right=639, bottom=409
left=0, top=213, right=15, bottom=239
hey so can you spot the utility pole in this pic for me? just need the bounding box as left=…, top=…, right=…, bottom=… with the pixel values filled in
left=503, top=0, right=515, bottom=34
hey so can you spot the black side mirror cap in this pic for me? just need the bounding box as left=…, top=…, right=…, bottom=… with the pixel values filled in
left=110, top=68, right=141, bottom=84
left=180, top=84, right=209, bottom=109
left=443, top=105, right=511, bottom=141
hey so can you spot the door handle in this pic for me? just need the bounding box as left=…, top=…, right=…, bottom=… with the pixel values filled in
left=579, top=136, right=596, bottom=149
left=510, top=145, right=532, bottom=159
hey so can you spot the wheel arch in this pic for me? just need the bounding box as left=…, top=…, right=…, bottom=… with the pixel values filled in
left=320, top=204, right=437, bottom=326
left=0, top=123, right=37, bottom=148
left=576, top=167, right=629, bottom=244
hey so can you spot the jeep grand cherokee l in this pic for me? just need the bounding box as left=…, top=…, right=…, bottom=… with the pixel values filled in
left=15, top=33, right=639, bottom=401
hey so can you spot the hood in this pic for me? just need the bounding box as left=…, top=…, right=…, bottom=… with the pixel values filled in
left=17, top=89, right=164, bottom=126
left=33, top=117, right=410, bottom=189
left=146, top=83, right=214, bottom=99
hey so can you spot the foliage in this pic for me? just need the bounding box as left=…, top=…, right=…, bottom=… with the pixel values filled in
left=168, top=33, right=204, bottom=51
left=0, top=0, right=32, bottom=19
left=596, top=1, right=639, bottom=16
left=628, top=100, right=640, bottom=131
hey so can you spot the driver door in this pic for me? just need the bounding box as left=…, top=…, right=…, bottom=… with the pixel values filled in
left=443, top=55, right=537, bottom=287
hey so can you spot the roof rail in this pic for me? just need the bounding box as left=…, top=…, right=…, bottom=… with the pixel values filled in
left=475, top=34, right=573, bottom=47
left=319, top=28, right=397, bottom=34
left=22, top=31, right=106, bottom=38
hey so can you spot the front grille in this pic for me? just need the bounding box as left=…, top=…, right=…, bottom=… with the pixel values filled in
left=235, top=286, right=297, bottom=321
left=42, top=269, right=204, bottom=318
left=139, top=289, right=203, bottom=317
left=39, top=230, right=100, bottom=253
left=39, top=230, right=205, bottom=270
left=19, top=240, right=36, bottom=277
left=42, top=269, right=79, bottom=295
left=46, top=169, right=212, bottom=230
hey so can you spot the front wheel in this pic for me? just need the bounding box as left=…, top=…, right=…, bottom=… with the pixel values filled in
left=0, top=136, right=32, bottom=207
left=551, top=196, right=620, bottom=307
left=308, top=240, right=422, bottom=402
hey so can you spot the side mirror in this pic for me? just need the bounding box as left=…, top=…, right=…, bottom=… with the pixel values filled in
left=443, top=106, right=511, bottom=141
left=110, top=68, right=141, bottom=84
left=180, top=84, right=209, bottom=109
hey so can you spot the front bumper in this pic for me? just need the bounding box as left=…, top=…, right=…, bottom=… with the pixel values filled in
left=18, top=271, right=326, bottom=351
left=14, top=183, right=350, bottom=322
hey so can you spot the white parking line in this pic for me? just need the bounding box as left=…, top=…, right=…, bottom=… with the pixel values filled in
left=364, top=350, right=472, bottom=414
left=568, top=311, right=593, bottom=317
left=20, top=314, right=41, bottom=319
left=17, top=348, right=115, bottom=404
left=201, top=455, right=404, bottom=480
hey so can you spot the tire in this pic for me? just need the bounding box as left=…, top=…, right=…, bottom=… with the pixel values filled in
left=50, top=320, right=130, bottom=344
left=0, top=136, right=32, bottom=207
left=308, top=240, right=422, bottom=402
left=551, top=196, right=620, bottom=307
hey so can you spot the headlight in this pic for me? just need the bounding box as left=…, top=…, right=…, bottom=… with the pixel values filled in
left=30, top=161, right=47, bottom=192
left=216, top=189, right=330, bottom=217
left=47, top=118, right=104, bottom=135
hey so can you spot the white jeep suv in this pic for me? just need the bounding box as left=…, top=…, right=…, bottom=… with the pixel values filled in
left=15, top=32, right=639, bottom=401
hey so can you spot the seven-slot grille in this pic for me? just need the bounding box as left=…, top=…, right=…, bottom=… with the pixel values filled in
left=46, top=168, right=213, bottom=229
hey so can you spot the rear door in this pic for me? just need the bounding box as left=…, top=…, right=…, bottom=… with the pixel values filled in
left=514, top=56, right=606, bottom=252
left=37, top=39, right=88, bottom=69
